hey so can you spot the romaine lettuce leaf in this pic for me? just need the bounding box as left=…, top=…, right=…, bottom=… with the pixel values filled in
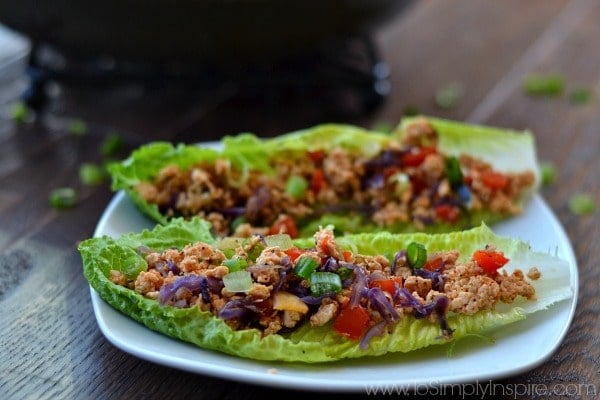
left=108, top=117, right=540, bottom=234
left=80, top=218, right=572, bottom=363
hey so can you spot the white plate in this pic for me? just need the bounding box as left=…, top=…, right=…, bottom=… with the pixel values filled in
left=90, top=192, right=578, bottom=392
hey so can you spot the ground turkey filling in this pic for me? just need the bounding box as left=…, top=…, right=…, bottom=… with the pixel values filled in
left=134, top=118, right=536, bottom=238
left=110, top=227, right=539, bottom=346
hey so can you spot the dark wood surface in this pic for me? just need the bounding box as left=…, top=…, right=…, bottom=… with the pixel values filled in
left=1, top=1, right=598, bottom=399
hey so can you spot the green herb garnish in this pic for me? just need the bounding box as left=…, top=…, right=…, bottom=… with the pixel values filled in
left=435, top=82, right=465, bottom=109
left=68, top=119, right=87, bottom=136
left=10, top=101, right=29, bottom=123
left=101, top=132, right=125, bottom=157
left=522, top=73, right=564, bottom=97
left=49, top=187, right=78, bottom=209
left=570, top=88, right=592, bottom=104
left=540, top=162, right=557, bottom=186
left=79, top=163, right=106, bottom=186
left=568, top=192, right=596, bottom=216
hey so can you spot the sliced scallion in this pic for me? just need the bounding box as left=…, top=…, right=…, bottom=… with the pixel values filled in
left=522, top=73, right=564, bottom=97
left=540, top=162, right=557, bottom=186
left=49, top=187, right=78, bottom=209
left=568, top=192, right=596, bottom=216
left=285, top=175, right=308, bottom=200
left=310, top=272, right=342, bottom=296
left=445, top=156, right=463, bottom=188
left=222, top=270, right=253, bottom=293
left=223, top=258, right=248, bottom=272
left=294, top=256, right=319, bottom=279
left=79, top=163, right=106, bottom=186
left=68, top=119, right=87, bottom=136
left=264, top=233, right=294, bottom=250
left=406, top=242, right=427, bottom=269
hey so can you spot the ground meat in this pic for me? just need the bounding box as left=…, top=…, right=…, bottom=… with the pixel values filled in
left=527, top=267, right=541, bottom=280
left=404, top=276, right=433, bottom=298
left=322, top=148, right=362, bottom=197
left=134, top=269, right=163, bottom=295
left=283, top=311, right=303, bottom=328
left=314, top=227, right=344, bottom=259
left=443, top=261, right=500, bottom=314
left=116, top=224, right=541, bottom=339
left=310, top=300, right=339, bottom=327
left=401, top=117, right=438, bottom=147
left=496, top=269, right=536, bottom=303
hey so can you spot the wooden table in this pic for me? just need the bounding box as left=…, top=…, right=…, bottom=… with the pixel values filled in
left=1, top=1, right=598, bottom=398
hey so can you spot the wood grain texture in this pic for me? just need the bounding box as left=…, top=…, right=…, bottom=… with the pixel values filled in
left=0, top=1, right=598, bottom=399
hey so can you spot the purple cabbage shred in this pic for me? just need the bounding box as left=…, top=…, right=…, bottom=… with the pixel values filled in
left=158, top=275, right=205, bottom=305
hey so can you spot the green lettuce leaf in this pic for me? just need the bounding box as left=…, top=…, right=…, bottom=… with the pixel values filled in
left=108, top=117, right=539, bottom=233
left=80, top=218, right=572, bottom=363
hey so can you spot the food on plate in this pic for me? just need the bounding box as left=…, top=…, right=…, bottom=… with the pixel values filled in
left=108, top=116, right=540, bottom=238
left=79, top=218, right=572, bottom=362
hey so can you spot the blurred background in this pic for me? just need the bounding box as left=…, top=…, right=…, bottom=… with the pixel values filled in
left=0, top=0, right=416, bottom=142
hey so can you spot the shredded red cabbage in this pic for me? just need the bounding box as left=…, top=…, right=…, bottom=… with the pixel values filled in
left=415, top=268, right=445, bottom=291
left=300, top=293, right=335, bottom=305
left=359, top=320, right=387, bottom=350
left=391, top=250, right=406, bottom=274
left=218, top=298, right=260, bottom=320
left=367, top=287, right=399, bottom=323
left=158, top=275, right=205, bottom=305
left=350, top=267, right=368, bottom=308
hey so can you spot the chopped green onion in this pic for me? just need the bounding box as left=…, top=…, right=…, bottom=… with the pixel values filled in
left=68, top=119, right=87, bottom=136
left=49, top=187, right=78, bottom=209
left=570, top=88, right=592, bottom=104
left=264, top=233, right=294, bottom=250
left=10, top=101, right=29, bottom=123
left=223, top=258, right=248, bottom=272
left=406, top=242, right=427, bottom=269
left=540, top=162, right=557, bottom=186
left=222, top=270, right=253, bottom=292
left=294, top=256, right=319, bottom=279
left=285, top=175, right=308, bottom=200
left=435, top=82, right=465, bottom=109
left=336, top=267, right=353, bottom=280
left=522, top=73, right=564, bottom=97
left=79, top=163, right=106, bottom=185
left=310, top=272, right=342, bottom=296
left=445, top=156, right=463, bottom=188
left=568, top=192, right=596, bottom=216
left=101, top=132, right=125, bottom=157
left=217, top=237, right=245, bottom=258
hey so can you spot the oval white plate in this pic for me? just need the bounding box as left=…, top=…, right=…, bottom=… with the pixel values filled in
left=90, top=191, right=577, bottom=392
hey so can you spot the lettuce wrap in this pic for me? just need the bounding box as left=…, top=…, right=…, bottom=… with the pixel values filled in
left=79, top=218, right=572, bottom=363
left=107, top=116, right=540, bottom=237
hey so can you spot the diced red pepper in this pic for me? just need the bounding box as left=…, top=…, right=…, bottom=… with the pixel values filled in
left=369, top=276, right=403, bottom=295
left=308, top=150, right=325, bottom=165
left=310, top=169, right=325, bottom=194
left=401, top=146, right=437, bottom=167
left=424, top=256, right=444, bottom=271
left=268, top=215, right=299, bottom=238
left=481, top=170, right=508, bottom=190
left=472, top=249, right=509, bottom=275
left=342, top=250, right=353, bottom=262
left=333, top=305, right=370, bottom=341
left=284, top=247, right=305, bottom=262
left=435, top=204, right=461, bottom=223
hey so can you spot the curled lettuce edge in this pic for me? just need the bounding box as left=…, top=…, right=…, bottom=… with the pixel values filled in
left=107, top=116, right=541, bottom=230
left=79, top=218, right=572, bottom=363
